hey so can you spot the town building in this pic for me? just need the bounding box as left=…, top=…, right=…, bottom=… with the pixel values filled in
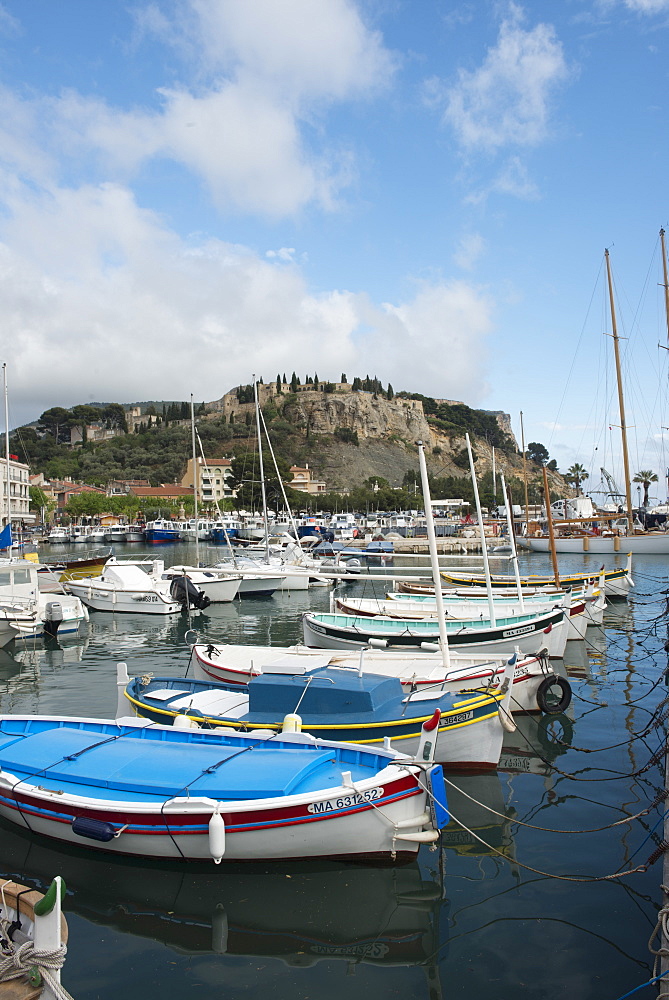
left=286, top=464, right=327, bottom=495
left=1, top=454, right=33, bottom=525
left=181, top=457, right=235, bottom=504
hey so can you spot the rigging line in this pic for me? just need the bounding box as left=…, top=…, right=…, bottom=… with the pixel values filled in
left=442, top=775, right=664, bottom=835
left=444, top=806, right=647, bottom=881
left=546, top=256, right=605, bottom=456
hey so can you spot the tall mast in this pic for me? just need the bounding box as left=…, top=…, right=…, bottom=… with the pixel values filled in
left=3, top=363, right=10, bottom=529
left=519, top=410, right=529, bottom=532
left=253, top=375, right=270, bottom=562
left=661, top=229, right=669, bottom=347
left=190, top=394, right=199, bottom=566
left=604, top=249, right=635, bottom=532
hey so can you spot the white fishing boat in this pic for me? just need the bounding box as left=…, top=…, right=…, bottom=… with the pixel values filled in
left=63, top=558, right=210, bottom=615
left=336, top=585, right=602, bottom=640
left=302, top=605, right=568, bottom=658
left=105, top=524, right=128, bottom=544
left=0, top=713, right=447, bottom=863
left=191, top=642, right=571, bottom=716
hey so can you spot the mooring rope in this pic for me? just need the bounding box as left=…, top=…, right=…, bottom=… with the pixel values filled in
left=0, top=940, right=74, bottom=1000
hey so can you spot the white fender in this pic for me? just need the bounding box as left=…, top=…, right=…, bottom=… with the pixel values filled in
left=209, top=805, right=226, bottom=864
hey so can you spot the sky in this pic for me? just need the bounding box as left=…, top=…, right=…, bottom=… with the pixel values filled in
left=2, top=0, right=669, bottom=502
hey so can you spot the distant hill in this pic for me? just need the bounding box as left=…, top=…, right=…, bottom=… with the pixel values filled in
left=12, top=379, right=567, bottom=507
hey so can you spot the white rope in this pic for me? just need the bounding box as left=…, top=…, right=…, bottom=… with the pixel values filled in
left=0, top=939, right=74, bottom=1000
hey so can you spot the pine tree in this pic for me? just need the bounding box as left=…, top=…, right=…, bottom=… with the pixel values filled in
left=341, top=373, right=347, bottom=383
left=387, top=383, right=394, bottom=400
left=276, top=374, right=282, bottom=393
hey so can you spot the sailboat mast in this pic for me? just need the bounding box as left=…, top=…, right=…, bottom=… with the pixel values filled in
left=3, top=363, right=10, bottom=530
left=661, top=228, right=669, bottom=346
left=604, top=249, right=635, bottom=532
left=253, top=376, right=270, bottom=561
left=519, top=410, right=529, bottom=533
left=190, top=395, right=200, bottom=566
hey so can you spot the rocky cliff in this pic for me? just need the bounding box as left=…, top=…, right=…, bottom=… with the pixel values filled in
left=205, top=381, right=529, bottom=491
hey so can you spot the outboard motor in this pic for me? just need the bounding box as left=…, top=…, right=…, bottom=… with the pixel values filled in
left=43, top=601, right=64, bottom=638
left=169, top=575, right=211, bottom=611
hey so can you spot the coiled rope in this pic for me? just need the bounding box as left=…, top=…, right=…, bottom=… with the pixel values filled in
left=0, top=939, right=74, bottom=1000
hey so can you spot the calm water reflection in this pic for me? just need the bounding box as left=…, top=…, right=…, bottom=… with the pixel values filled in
left=0, top=545, right=666, bottom=998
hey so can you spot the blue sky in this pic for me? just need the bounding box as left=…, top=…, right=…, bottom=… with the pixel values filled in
left=2, top=0, right=669, bottom=500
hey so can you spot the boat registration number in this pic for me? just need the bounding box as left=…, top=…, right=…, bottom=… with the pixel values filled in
left=501, top=624, right=535, bottom=638
left=442, top=710, right=473, bottom=726
left=308, top=787, right=383, bottom=814
left=133, top=595, right=161, bottom=603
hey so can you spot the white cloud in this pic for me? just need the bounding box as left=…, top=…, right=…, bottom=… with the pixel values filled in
left=0, top=0, right=395, bottom=221
left=442, top=4, right=568, bottom=152
left=3, top=179, right=493, bottom=426
left=185, top=0, right=395, bottom=101
left=453, top=232, right=486, bottom=270
left=357, top=282, right=493, bottom=402
left=622, top=0, right=669, bottom=11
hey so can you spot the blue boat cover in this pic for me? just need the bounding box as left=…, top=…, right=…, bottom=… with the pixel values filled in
left=0, top=726, right=367, bottom=801
left=249, top=667, right=401, bottom=716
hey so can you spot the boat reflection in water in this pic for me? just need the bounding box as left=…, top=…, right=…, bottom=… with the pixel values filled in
left=440, top=773, right=518, bottom=874
left=498, top=710, right=574, bottom=778
left=0, top=819, right=446, bottom=971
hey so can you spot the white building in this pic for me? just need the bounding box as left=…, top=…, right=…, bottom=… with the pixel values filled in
left=1, top=455, right=34, bottom=526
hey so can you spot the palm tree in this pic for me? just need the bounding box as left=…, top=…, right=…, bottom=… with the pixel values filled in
left=566, top=463, right=589, bottom=495
left=633, top=470, right=658, bottom=507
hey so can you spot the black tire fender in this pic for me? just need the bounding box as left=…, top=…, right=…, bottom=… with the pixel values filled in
left=536, top=674, right=572, bottom=715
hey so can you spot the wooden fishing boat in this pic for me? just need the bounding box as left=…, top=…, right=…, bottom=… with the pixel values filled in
left=390, top=582, right=606, bottom=626
left=438, top=554, right=632, bottom=599
left=0, top=876, right=67, bottom=999
left=302, top=605, right=568, bottom=658
left=119, top=656, right=517, bottom=770
left=334, top=592, right=594, bottom=641
left=0, top=714, right=447, bottom=863
left=39, top=549, right=112, bottom=582
left=191, top=643, right=571, bottom=716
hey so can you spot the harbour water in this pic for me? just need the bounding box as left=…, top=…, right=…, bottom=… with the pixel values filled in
left=0, top=544, right=667, bottom=999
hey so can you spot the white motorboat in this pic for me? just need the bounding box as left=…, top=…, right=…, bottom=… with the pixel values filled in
left=0, top=558, right=88, bottom=636
left=124, top=524, right=145, bottom=542
left=47, top=527, right=69, bottom=544
left=105, top=525, right=128, bottom=544
left=163, top=565, right=242, bottom=603
left=63, top=558, right=211, bottom=615
left=207, top=557, right=285, bottom=596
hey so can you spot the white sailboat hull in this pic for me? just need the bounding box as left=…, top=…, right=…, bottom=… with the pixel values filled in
left=517, top=534, right=669, bottom=555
